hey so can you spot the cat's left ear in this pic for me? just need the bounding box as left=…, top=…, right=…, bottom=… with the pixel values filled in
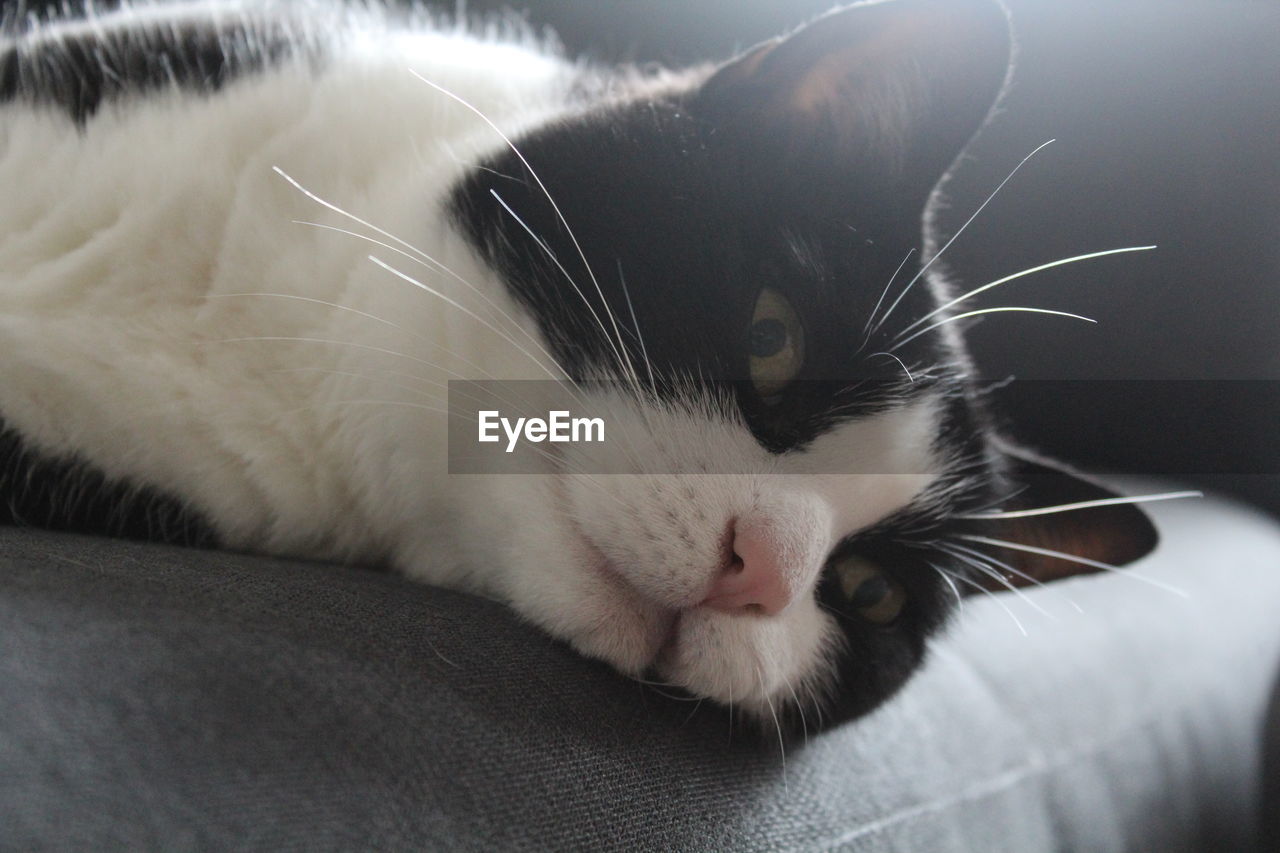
left=967, top=441, right=1160, bottom=590
left=693, top=0, right=1013, bottom=205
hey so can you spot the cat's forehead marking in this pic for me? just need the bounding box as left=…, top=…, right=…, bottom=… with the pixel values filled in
left=448, top=94, right=951, bottom=458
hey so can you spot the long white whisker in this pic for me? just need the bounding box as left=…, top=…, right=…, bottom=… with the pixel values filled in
left=207, top=292, right=403, bottom=331
left=367, top=255, right=559, bottom=383
left=758, top=667, right=787, bottom=794
left=933, top=541, right=1055, bottom=619
left=894, top=245, right=1157, bottom=341
left=890, top=307, right=1095, bottom=352
left=961, top=490, right=1202, bottom=520
left=783, top=677, right=809, bottom=748
left=215, top=336, right=450, bottom=372
left=409, top=70, right=635, bottom=387
left=488, top=190, right=638, bottom=386
left=617, top=259, right=655, bottom=391
left=958, top=534, right=1190, bottom=598
left=215, top=336, right=543, bottom=419
left=927, top=560, right=1026, bottom=635
left=273, top=166, right=430, bottom=267
left=870, top=138, right=1056, bottom=335
left=274, top=174, right=579, bottom=389
left=211, top=292, right=553, bottom=416
left=931, top=563, right=965, bottom=613
left=270, top=366, right=447, bottom=398
left=867, top=352, right=915, bottom=383
left=945, top=540, right=1083, bottom=614
left=862, top=247, right=915, bottom=340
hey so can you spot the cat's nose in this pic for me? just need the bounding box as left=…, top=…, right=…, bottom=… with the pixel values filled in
left=700, top=521, right=793, bottom=616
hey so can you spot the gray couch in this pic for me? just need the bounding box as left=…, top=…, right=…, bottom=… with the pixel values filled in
left=4, top=486, right=1279, bottom=850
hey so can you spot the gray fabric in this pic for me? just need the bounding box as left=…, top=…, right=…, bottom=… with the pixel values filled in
left=2, top=490, right=1279, bottom=851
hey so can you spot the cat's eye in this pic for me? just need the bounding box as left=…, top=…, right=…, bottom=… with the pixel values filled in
left=834, top=555, right=906, bottom=625
left=748, top=288, right=805, bottom=398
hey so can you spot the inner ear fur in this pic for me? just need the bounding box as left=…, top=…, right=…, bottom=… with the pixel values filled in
left=969, top=441, right=1160, bottom=590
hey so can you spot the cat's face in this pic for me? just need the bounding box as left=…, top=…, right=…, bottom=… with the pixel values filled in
left=444, top=0, right=1157, bottom=728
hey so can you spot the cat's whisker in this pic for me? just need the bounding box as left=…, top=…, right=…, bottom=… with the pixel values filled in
left=366, top=254, right=581, bottom=399
left=932, top=541, right=1056, bottom=620
left=758, top=666, right=788, bottom=792
left=215, top=335, right=445, bottom=370
left=633, top=682, right=703, bottom=702
left=893, top=245, right=1157, bottom=342
left=274, top=172, right=580, bottom=391
left=207, top=292, right=553, bottom=414
left=943, top=540, right=1083, bottom=614
left=616, top=259, right=656, bottom=392
left=214, top=334, right=554, bottom=425
left=926, top=560, right=1028, bottom=636
left=959, top=490, right=1202, bottom=520
left=866, top=351, right=915, bottom=384
left=682, top=698, right=705, bottom=728
left=272, top=365, right=439, bottom=387
left=805, top=679, right=827, bottom=733
left=273, top=165, right=437, bottom=267
left=861, top=247, right=915, bottom=343
left=869, top=138, right=1056, bottom=336
left=293, top=218, right=528, bottom=337
left=930, top=562, right=965, bottom=613
left=783, top=676, right=810, bottom=747
left=409, top=70, right=636, bottom=392
left=218, top=279, right=630, bottom=468
left=290, top=218, right=577, bottom=386
left=958, top=534, right=1191, bottom=598
left=889, top=306, right=1096, bottom=353
left=207, top=291, right=407, bottom=329
left=488, top=190, right=641, bottom=390
left=269, top=366, right=447, bottom=400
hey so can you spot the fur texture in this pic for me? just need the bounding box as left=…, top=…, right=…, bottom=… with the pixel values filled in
left=0, top=0, right=1158, bottom=728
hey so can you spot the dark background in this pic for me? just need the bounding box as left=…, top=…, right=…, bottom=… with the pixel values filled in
left=9, top=0, right=1280, bottom=510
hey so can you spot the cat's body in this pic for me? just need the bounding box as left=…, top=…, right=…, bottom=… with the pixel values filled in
left=0, top=0, right=1157, bottom=727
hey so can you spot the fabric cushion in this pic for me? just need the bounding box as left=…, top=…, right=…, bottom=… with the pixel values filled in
left=2, top=488, right=1278, bottom=850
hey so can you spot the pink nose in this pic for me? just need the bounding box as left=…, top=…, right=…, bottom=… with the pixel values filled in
left=700, top=521, right=793, bottom=616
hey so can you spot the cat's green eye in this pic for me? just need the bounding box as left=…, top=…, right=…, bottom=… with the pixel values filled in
left=748, top=288, right=805, bottom=398
left=834, top=555, right=906, bottom=625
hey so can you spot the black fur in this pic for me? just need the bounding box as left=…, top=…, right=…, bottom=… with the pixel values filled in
left=0, top=420, right=217, bottom=546
left=0, top=0, right=1160, bottom=732
left=0, top=7, right=306, bottom=122
left=447, top=94, right=952, bottom=454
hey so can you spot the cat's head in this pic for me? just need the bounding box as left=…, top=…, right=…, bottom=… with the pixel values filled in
left=445, top=0, right=1157, bottom=729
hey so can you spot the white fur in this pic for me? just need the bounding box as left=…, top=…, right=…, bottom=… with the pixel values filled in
left=0, top=4, right=943, bottom=716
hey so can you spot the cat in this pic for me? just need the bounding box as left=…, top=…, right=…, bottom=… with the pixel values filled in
left=0, top=0, right=1166, bottom=729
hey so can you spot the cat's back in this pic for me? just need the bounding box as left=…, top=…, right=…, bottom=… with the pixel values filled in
left=0, top=1, right=577, bottom=284
left=0, top=2, right=577, bottom=552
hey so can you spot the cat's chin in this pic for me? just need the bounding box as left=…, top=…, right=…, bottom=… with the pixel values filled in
left=557, top=531, right=681, bottom=676
left=654, top=604, right=840, bottom=720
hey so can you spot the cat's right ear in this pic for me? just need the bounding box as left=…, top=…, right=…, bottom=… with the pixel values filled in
left=692, top=0, right=1013, bottom=207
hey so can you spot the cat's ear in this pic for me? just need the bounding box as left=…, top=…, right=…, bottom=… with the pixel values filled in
left=967, top=442, right=1160, bottom=591
left=693, top=0, right=1013, bottom=204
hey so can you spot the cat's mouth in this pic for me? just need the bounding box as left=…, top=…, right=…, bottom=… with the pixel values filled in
left=568, top=520, right=681, bottom=669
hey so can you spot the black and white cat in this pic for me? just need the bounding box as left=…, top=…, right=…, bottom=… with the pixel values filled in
left=0, top=0, right=1166, bottom=726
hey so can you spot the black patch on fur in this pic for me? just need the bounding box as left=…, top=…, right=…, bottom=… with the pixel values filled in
left=0, top=419, right=218, bottom=547
left=448, top=93, right=951, bottom=454
left=0, top=8, right=307, bottom=123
